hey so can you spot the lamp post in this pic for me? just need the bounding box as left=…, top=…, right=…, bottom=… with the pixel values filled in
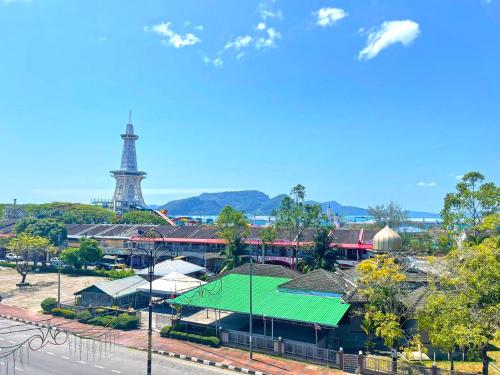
left=57, top=234, right=62, bottom=308
left=133, top=229, right=168, bottom=375
left=249, top=242, right=253, bottom=360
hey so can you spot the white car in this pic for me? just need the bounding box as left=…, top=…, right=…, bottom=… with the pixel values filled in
left=50, top=257, right=65, bottom=267
left=5, top=253, right=20, bottom=262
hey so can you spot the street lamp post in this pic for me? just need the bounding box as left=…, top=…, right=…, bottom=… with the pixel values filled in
left=249, top=243, right=253, bottom=360
left=134, top=229, right=168, bottom=375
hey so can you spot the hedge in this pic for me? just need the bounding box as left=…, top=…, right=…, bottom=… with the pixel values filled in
left=51, top=308, right=76, bottom=319
left=159, top=327, right=220, bottom=347
left=87, top=313, right=139, bottom=330
left=76, top=310, right=92, bottom=323
left=41, top=297, right=57, bottom=313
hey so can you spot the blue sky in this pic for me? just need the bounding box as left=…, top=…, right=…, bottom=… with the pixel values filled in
left=0, top=0, right=499, bottom=213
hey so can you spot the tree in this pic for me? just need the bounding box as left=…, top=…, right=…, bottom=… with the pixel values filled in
left=368, top=201, right=408, bottom=229
left=215, top=206, right=250, bottom=273
left=275, top=185, right=325, bottom=269
left=259, top=225, right=277, bottom=264
left=441, top=172, right=500, bottom=241
left=300, top=227, right=338, bottom=272
left=357, top=255, right=408, bottom=356
left=78, top=238, right=104, bottom=268
left=23, top=202, right=116, bottom=224
left=117, top=210, right=167, bottom=225
left=14, top=218, right=67, bottom=247
left=60, top=247, right=82, bottom=269
left=7, top=233, right=53, bottom=284
left=418, top=232, right=499, bottom=374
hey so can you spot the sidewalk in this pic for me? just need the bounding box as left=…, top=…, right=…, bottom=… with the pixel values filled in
left=0, top=303, right=342, bottom=375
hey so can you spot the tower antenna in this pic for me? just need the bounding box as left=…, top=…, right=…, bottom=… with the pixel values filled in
left=128, top=110, right=132, bottom=124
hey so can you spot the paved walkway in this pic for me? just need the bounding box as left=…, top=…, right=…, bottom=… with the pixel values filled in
left=0, top=303, right=342, bottom=375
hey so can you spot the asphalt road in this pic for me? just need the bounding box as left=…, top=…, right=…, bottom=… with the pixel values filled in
left=0, top=318, right=229, bottom=375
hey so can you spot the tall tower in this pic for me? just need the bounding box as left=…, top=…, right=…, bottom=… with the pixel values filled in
left=110, top=113, right=146, bottom=213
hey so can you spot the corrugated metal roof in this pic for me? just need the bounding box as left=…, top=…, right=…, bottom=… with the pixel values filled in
left=78, top=275, right=147, bottom=298
left=172, top=274, right=350, bottom=327
left=136, top=259, right=204, bottom=277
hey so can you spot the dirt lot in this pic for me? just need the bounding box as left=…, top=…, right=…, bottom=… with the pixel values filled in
left=0, top=266, right=105, bottom=312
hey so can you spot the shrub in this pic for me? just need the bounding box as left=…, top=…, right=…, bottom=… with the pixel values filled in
left=95, top=308, right=107, bottom=315
left=160, top=329, right=220, bottom=347
left=41, top=297, right=57, bottom=313
left=51, top=308, right=75, bottom=319
left=76, top=310, right=92, bottom=323
left=106, top=268, right=135, bottom=280
left=51, top=308, right=64, bottom=316
left=113, top=313, right=139, bottom=330
left=62, top=310, right=76, bottom=319
left=88, top=315, right=115, bottom=327
left=159, top=326, right=172, bottom=337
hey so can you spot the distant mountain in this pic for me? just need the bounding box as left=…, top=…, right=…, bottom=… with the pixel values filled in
left=159, top=190, right=439, bottom=218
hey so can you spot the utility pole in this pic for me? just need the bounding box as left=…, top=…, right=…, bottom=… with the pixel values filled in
left=57, top=233, right=62, bottom=308
left=249, top=244, right=253, bottom=360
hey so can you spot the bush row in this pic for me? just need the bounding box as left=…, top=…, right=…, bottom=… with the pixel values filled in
left=51, top=308, right=76, bottom=319
left=88, top=313, right=139, bottom=330
left=160, top=326, right=220, bottom=347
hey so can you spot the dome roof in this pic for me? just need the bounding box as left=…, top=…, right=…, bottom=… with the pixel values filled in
left=372, top=225, right=402, bottom=252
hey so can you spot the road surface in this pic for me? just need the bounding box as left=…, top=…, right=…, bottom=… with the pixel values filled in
left=0, top=318, right=229, bottom=375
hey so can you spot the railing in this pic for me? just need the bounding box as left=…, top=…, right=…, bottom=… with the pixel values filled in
left=363, top=356, right=479, bottom=375
left=283, top=340, right=338, bottom=365
left=226, top=330, right=274, bottom=352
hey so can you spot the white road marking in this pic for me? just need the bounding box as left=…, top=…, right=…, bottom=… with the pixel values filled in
left=94, top=365, right=104, bottom=369
left=0, top=337, right=4, bottom=340
left=46, top=351, right=55, bottom=356
left=0, top=361, right=5, bottom=365
left=15, top=367, right=24, bottom=372
left=112, top=371, right=121, bottom=374
left=8, top=340, right=15, bottom=344
left=62, top=356, right=70, bottom=360
left=77, top=360, right=86, bottom=364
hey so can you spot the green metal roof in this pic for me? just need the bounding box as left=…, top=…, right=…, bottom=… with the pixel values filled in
left=171, top=274, right=350, bottom=327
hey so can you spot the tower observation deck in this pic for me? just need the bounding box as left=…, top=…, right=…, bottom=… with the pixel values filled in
left=110, top=114, right=146, bottom=213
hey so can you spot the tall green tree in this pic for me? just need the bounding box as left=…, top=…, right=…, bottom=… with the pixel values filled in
left=215, top=206, right=250, bottom=273
left=357, top=255, right=408, bottom=355
left=7, top=234, right=53, bottom=284
left=259, top=225, right=277, bottom=263
left=441, top=172, right=500, bottom=241
left=14, top=218, right=67, bottom=246
left=418, top=231, right=500, bottom=374
left=275, top=184, right=325, bottom=269
left=368, top=201, right=408, bottom=229
left=117, top=210, right=167, bottom=225
left=301, top=227, right=338, bottom=272
left=78, top=238, right=104, bottom=268
left=60, top=247, right=82, bottom=269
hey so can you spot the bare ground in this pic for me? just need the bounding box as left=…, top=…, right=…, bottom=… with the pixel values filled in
left=0, top=266, right=104, bottom=311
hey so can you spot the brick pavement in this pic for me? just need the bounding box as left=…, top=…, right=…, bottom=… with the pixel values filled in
left=0, top=303, right=343, bottom=375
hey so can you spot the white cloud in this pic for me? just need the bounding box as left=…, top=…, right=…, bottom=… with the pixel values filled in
left=225, top=35, right=254, bottom=51
left=145, top=22, right=201, bottom=48
left=259, top=1, right=283, bottom=20
left=194, top=25, right=204, bottom=31
left=455, top=174, right=464, bottom=180
left=358, top=20, right=420, bottom=60
left=236, top=52, right=245, bottom=60
left=313, top=7, right=348, bottom=27
left=256, top=27, right=281, bottom=49
left=203, top=56, right=223, bottom=68
left=1, top=0, right=31, bottom=4
left=417, top=182, right=437, bottom=187
left=256, top=22, right=267, bottom=31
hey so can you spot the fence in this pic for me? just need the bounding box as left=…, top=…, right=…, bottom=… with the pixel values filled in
left=226, top=330, right=274, bottom=352
left=283, top=340, right=338, bottom=366
left=363, top=356, right=479, bottom=375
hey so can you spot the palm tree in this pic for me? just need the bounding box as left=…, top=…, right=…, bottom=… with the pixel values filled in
left=301, top=227, right=337, bottom=272
left=219, top=237, right=247, bottom=273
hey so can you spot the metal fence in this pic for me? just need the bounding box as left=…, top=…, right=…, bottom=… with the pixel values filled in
left=363, top=356, right=479, bottom=375
left=283, top=340, right=338, bottom=366
left=226, top=330, right=274, bottom=352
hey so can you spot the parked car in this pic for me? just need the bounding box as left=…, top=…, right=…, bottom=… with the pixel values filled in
left=5, top=253, right=21, bottom=262
left=50, top=257, right=66, bottom=267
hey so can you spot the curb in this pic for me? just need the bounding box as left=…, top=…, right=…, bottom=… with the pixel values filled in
left=0, top=313, right=268, bottom=375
